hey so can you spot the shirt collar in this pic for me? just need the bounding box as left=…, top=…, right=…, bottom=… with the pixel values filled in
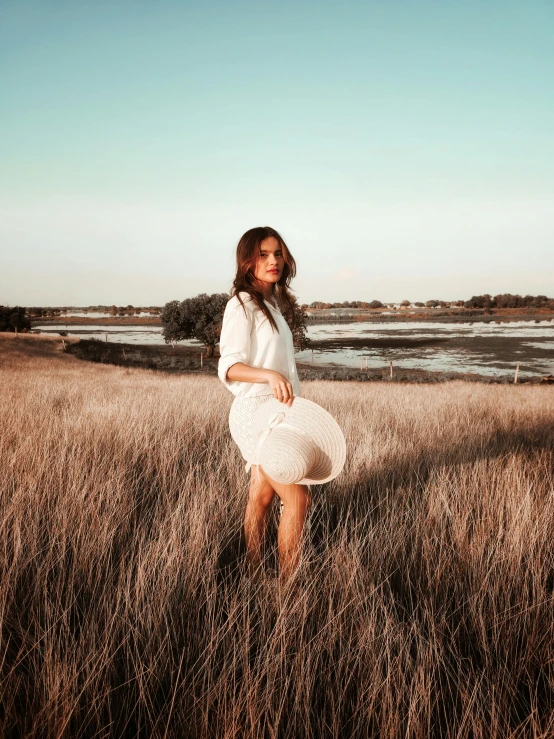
left=264, top=298, right=282, bottom=314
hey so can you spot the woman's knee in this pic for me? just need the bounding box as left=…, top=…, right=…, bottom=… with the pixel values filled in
left=248, top=469, right=275, bottom=508
left=280, top=484, right=311, bottom=513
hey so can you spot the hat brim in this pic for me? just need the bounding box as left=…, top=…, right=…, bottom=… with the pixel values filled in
left=250, top=396, right=346, bottom=485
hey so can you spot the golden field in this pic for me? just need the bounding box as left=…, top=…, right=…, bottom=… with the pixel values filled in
left=1, top=334, right=553, bottom=738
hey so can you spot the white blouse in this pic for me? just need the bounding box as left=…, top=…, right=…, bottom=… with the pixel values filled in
left=217, top=291, right=302, bottom=399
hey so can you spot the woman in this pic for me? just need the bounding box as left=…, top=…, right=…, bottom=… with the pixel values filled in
left=218, top=226, right=310, bottom=580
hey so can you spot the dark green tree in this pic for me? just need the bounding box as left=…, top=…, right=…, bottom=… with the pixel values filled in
left=0, top=306, right=31, bottom=333
left=161, top=292, right=311, bottom=356
left=161, top=293, right=229, bottom=356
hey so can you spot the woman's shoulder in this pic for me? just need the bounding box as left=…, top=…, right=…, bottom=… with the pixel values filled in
left=225, top=291, right=255, bottom=314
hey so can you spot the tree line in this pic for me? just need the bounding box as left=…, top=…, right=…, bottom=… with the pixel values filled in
left=463, top=294, right=554, bottom=309
left=27, top=305, right=161, bottom=316
left=305, top=294, right=554, bottom=310
left=306, top=299, right=460, bottom=309
left=4, top=293, right=552, bottom=348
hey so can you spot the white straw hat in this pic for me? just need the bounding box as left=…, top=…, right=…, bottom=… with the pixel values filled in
left=250, top=397, right=346, bottom=485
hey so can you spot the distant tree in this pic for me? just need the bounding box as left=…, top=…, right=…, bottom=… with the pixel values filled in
left=161, top=292, right=311, bottom=356
left=414, top=302, right=425, bottom=307
left=401, top=300, right=411, bottom=307
left=426, top=300, right=439, bottom=308
left=493, top=294, right=522, bottom=309
left=464, top=294, right=492, bottom=309
left=369, top=300, right=383, bottom=309
left=161, top=293, right=229, bottom=356
left=0, top=306, right=31, bottom=333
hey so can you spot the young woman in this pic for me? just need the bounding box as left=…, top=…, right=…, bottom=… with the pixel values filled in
left=218, top=226, right=310, bottom=580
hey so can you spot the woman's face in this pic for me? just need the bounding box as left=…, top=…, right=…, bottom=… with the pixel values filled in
left=253, top=236, right=285, bottom=289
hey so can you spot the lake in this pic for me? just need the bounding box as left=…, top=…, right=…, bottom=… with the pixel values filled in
left=35, top=319, right=554, bottom=379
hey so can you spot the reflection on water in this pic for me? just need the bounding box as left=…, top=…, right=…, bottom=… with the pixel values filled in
left=296, top=320, right=554, bottom=377
left=38, top=324, right=200, bottom=347
left=309, top=319, right=554, bottom=340
left=61, top=311, right=159, bottom=318
left=36, top=319, right=554, bottom=378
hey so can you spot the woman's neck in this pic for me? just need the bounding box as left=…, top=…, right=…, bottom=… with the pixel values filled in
left=258, top=283, right=276, bottom=302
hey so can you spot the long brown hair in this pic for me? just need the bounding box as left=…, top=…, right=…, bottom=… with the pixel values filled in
left=230, top=226, right=298, bottom=332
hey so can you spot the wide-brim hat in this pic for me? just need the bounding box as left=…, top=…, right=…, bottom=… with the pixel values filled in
left=250, top=397, right=346, bottom=485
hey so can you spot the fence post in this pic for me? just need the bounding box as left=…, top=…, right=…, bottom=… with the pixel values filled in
left=390, top=361, right=393, bottom=379
left=200, top=352, right=203, bottom=368
left=514, top=363, right=520, bottom=384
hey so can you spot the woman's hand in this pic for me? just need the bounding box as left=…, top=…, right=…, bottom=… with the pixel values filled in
left=265, top=370, right=295, bottom=407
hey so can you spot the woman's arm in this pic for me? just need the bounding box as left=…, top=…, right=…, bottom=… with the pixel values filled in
left=218, top=298, right=295, bottom=405
left=226, top=363, right=295, bottom=406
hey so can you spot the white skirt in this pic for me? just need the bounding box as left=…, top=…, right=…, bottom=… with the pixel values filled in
left=228, top=394, right=274, bottom=473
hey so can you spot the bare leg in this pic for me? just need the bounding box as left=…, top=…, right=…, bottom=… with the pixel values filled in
left=258, top=466, right=311, bottom=582
left=244, top=467, right=276, bottom=569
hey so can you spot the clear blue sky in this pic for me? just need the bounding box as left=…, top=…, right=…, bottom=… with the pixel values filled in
left=1, top=0, right=553, bottom=305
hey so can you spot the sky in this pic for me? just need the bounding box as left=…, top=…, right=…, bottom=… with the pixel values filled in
left=1, top=0, right=553, bottom=306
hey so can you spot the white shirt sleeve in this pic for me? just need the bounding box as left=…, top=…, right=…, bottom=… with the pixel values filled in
left=218, top=300, right=252, bottom=389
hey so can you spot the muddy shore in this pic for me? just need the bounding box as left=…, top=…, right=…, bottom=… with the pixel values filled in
left=65, top=339, right=553, bottom=385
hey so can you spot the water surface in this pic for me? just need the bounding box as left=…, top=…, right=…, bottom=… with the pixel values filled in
left=36, top=319, right=554, bottom=378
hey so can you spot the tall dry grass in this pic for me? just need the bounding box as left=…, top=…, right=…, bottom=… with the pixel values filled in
left=1, top=334, right=554, bottom=738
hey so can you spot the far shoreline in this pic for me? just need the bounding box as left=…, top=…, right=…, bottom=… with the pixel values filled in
left=31, top=307, right=554, bottom=328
